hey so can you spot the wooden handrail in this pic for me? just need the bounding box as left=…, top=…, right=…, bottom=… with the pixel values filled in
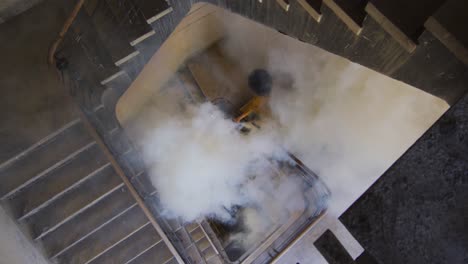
left=48, top=0, right=86, bottom=66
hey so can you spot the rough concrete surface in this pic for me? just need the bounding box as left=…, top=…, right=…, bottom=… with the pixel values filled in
left=0, top=0, right=77, bottom=164
left=341, top=93, right=468, bottom=264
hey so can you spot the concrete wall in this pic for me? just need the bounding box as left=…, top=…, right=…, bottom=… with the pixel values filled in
left=0, top=207, right=48, bottom=264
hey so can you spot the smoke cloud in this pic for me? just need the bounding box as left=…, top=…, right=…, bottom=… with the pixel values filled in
left=131, top=6, right=448, bottom=259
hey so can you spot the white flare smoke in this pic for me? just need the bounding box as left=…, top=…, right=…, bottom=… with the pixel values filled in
left=133, top=7, right=448, bottom=256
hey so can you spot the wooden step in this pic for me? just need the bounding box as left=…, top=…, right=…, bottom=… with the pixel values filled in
left=24, top=165, right=123, bottom=239
left=425, top=0, right=468, bottom=65
left=365, top=0, right=446, bottom=52
left=323, top=0, right=367, bottom=35
left=8, top=143, right=108, bottom=220
left=55, top=205, right=149, bottom=264
left=40, top=186, right=136, bottom=258
left=0, top=120, right=93, bottom=199
left=87, top=223, right=162, bottom=264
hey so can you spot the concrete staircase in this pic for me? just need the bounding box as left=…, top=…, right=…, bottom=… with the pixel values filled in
left=45, top=0, right=467, bottom=263
left=0, top=118, right=177, bottom=264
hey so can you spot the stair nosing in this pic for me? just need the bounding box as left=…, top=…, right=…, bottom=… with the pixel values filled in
left=17, top=163, right=112, bottom=221
left=83, top=221, right=152, bottom=264
left=2, top=141, right=96, bottom=200
left=130, top=30, right=156, bottom=46
left=33, top=183, right=125, bottom=240
left=162, top=257, right=176, bottom=264
left=101, top=71, right=126, bottom=85
left=115, top=51, right=140, bottom=66
left=147, top=7, right=173, bottom=24
left=50, top=202, right=139, bottom=259
left=0, top=119, right=81, bottom=171
left=124, top=238, right=164, bottom=264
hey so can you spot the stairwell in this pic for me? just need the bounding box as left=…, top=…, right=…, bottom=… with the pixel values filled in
left=1, top=0, right=467, bottom=263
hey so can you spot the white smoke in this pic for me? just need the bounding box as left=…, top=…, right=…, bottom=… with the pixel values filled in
left=137, top=97, right=311, bottom=248
left=131, top=6, right=448, bottom=259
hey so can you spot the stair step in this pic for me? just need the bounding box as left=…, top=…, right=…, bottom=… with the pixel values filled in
left=197, top=237, right=211, bottom=253
left=202, top=246, right=217, bottom=260
left=323, top=0, right=367, bottom=35
left=116, top=51, right=147, bottom=80
left=206, top=255, right=223, bottom=264
left=425, top=0, right=468, bottom=65
left=175, top=227, right=194, bottom=249
left=41, top=186, right=136, bottom=258
left=131, top=30, right=161, bottom=64
left=147, top=7, right=174, bottom=45
left=25, top=165, right=123, bottom=239
left=163, top=257, right=178, bottom=264
left=135, top=0, right=171, bottom=24
left=8, top=143, right=108, bottom=220
left=365, top=0, right=446, bottom=52
left=101, top=70, right=132, bottom=110
left=190, top=226, right=205, bottom=242
left=297, top=0, right=322, bottom=22
left=126, top=239, right=173, bottom=264
left=87, top=223, right=162, bottom=264
left=55, top=205, right=149, bottom=264
left=87, top=0, right=150, bottom=63
left=0, top=120, right=93, bottom=199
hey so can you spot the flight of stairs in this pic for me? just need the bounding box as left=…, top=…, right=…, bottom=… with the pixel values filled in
left=0, top=119, right=177, bottom=264
left=48, top=0, right=467, bottom=263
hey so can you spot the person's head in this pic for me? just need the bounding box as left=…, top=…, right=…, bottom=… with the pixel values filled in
left=248, top=69, right=272, bottom=96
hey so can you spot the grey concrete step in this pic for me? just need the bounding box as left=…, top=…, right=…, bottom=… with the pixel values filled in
left=87, top=223, right=162, bottom=264
left=40, top=186, right=136, bottom=258
left=135, top=0, right=171, bottom=24
left=8, top=143, right=108, bottom=220
left=131, top=30, right=161, bottom=64
left=101, top=70, right=133, bottom=110
left=85, top=0, right=152, bottom=63
left=55, top=205, right=149, bottom=264
left=24, top=165, right=123, bottom=239
left=116, top=51, right=147, bottom=80
left=0, top=120, right=93, bottom=199
left=125, top=239, right=173, bottom=264
left=163, top=257, right=178, bottom=264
